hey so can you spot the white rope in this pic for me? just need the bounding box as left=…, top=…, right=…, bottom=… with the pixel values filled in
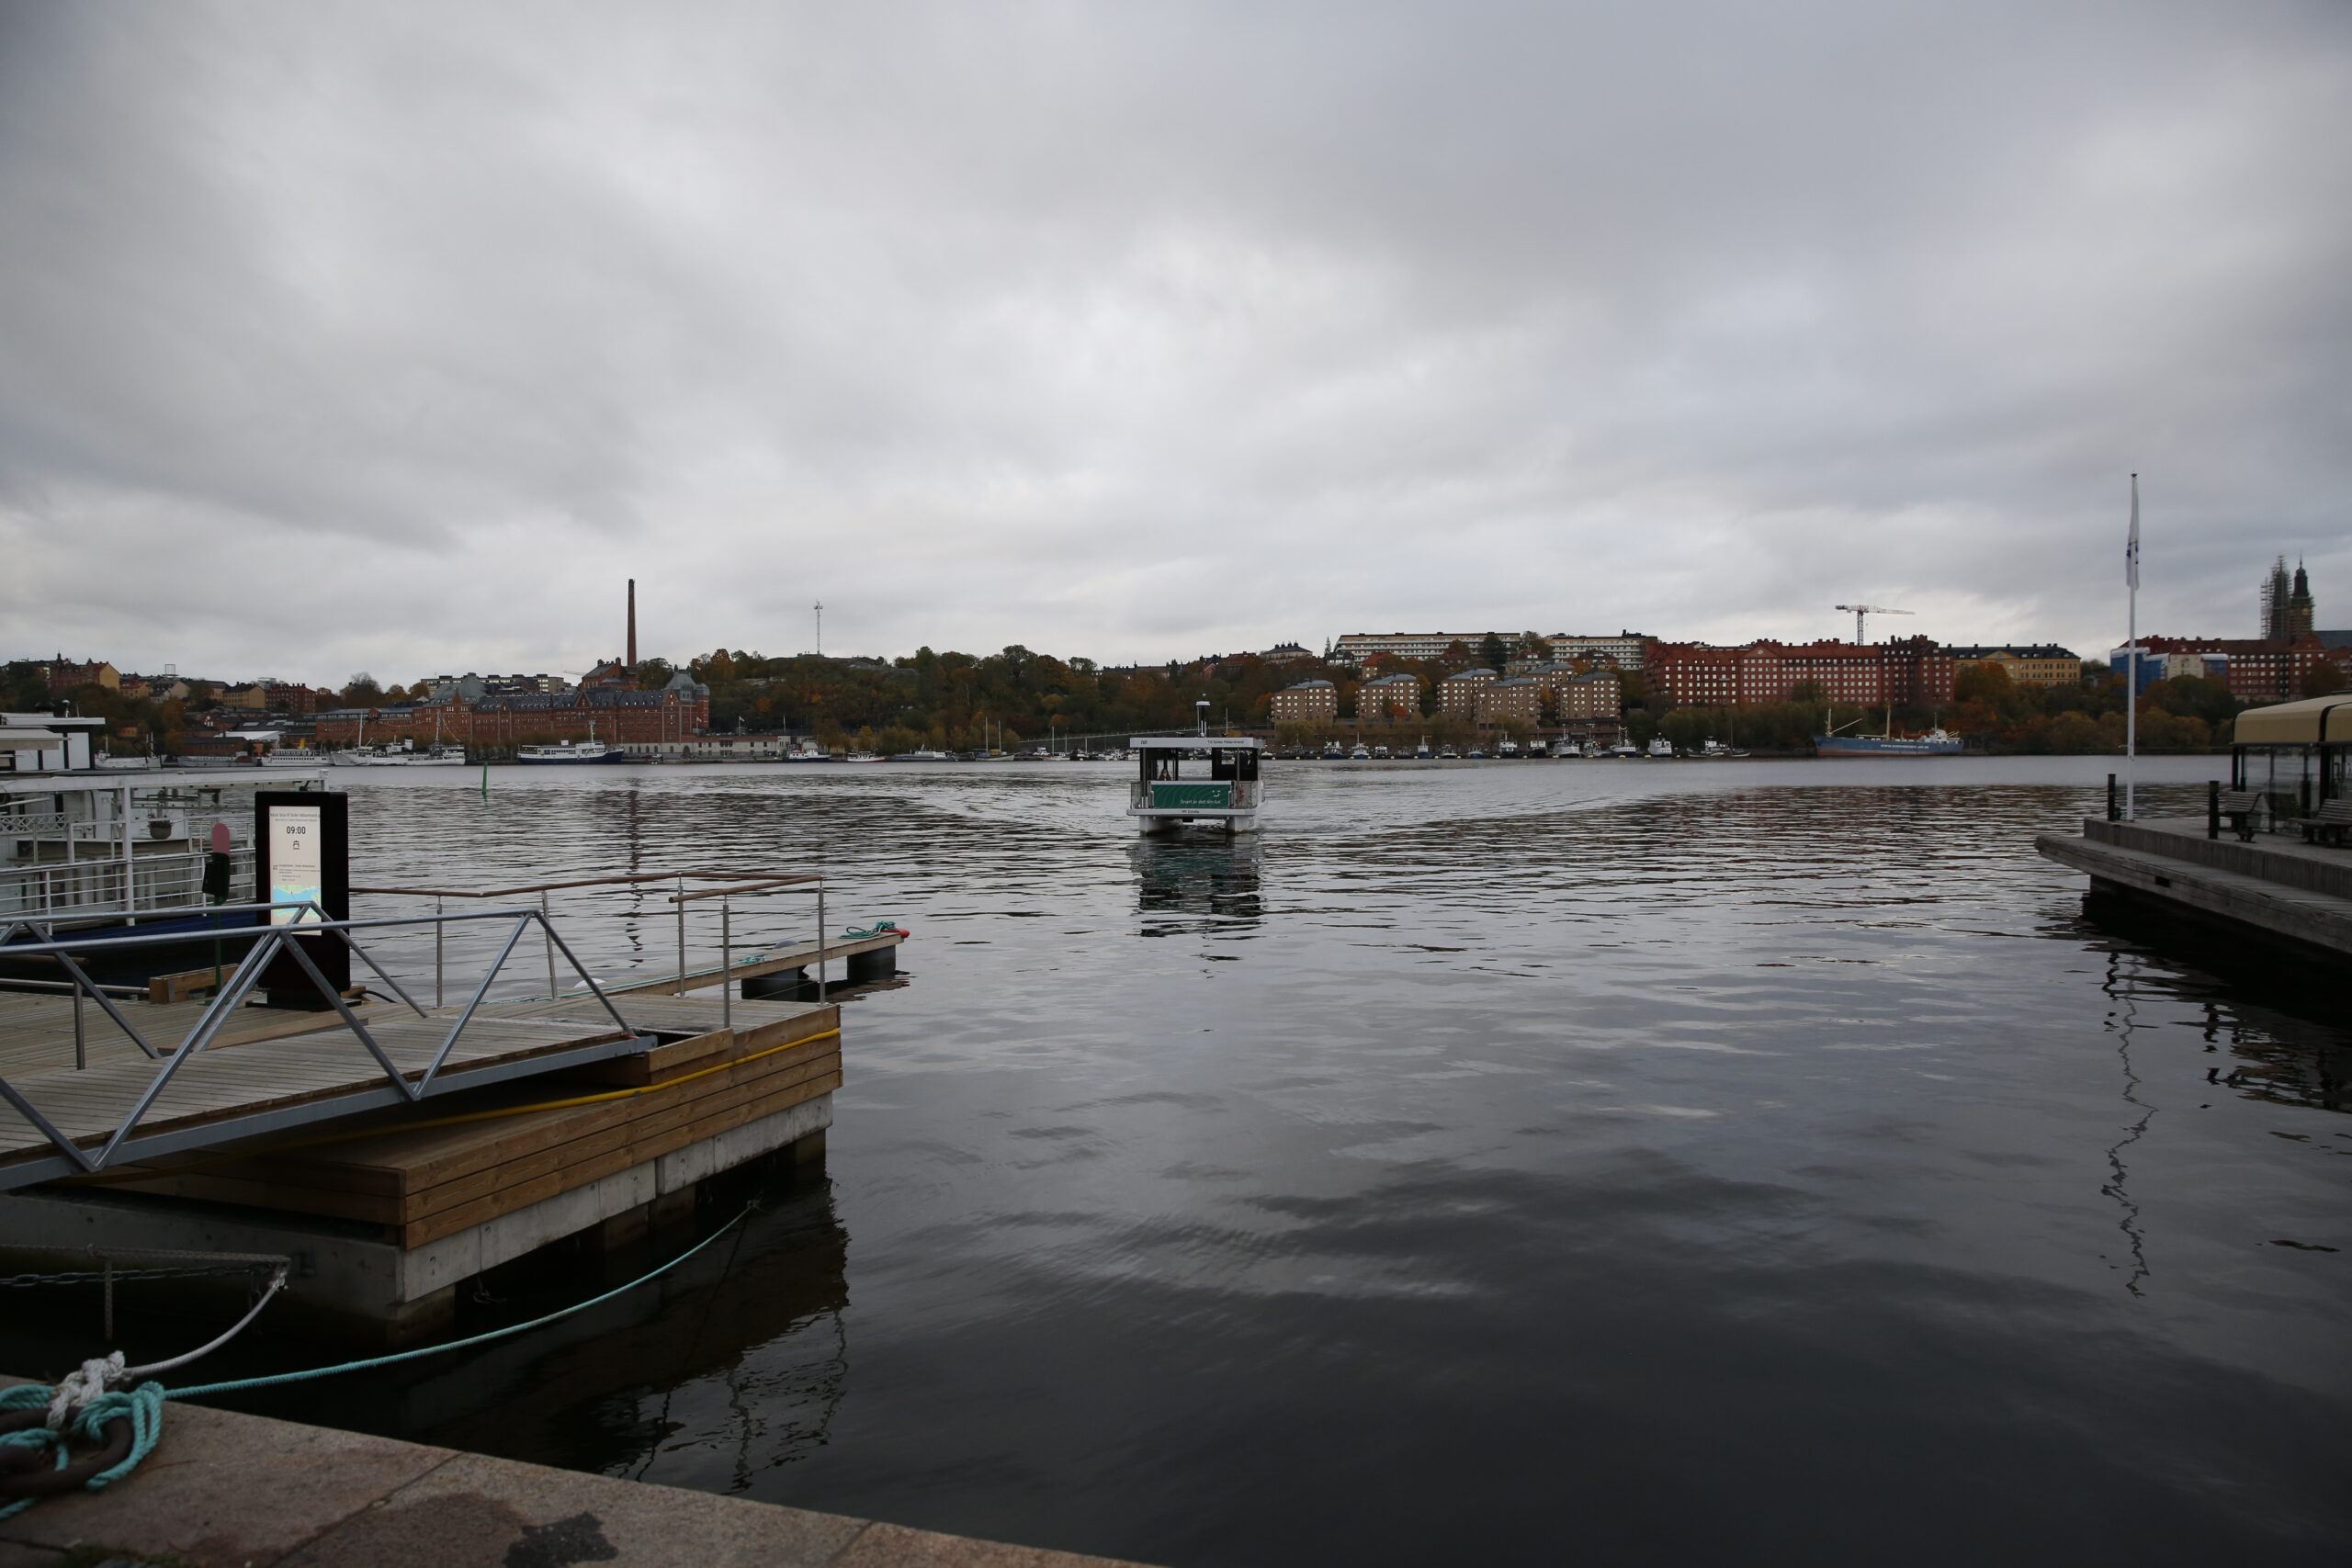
left=43, top=1267, right=287, bottom=1428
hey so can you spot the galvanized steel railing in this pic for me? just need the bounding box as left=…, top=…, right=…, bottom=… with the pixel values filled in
left=0, top=904, right=646, bottom=1187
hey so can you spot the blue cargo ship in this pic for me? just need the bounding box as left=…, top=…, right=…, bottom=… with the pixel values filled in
left=1814, top=728, right=1963, bottom=757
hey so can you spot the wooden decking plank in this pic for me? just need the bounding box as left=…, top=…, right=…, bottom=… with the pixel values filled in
left=296, top=1037, right=841, bottom=1193
left=0, top=1014, right=636, bottom=1166
left=90, top=1052, right=842, bottom=1230
left=399, top=1069, right=840, bottom=1246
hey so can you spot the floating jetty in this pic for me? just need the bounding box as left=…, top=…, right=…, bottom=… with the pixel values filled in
left=2036, top=813, right=2352, bottom=966
left=0, top=875, right=906, bottom=1338
left=2036, top=694, right=2351, bottom=968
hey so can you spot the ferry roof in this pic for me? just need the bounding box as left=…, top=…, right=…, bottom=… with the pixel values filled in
left=2232, top=694, right=2352, bottom=745
left=1130, top=735, right=1265, bottom=750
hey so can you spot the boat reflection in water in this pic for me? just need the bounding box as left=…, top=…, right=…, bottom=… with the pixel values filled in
left=1132, top=836, right=1263, bottom=937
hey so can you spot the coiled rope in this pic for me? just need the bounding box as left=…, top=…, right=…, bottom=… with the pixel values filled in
left=0, top=1203, right=756, bottom=1517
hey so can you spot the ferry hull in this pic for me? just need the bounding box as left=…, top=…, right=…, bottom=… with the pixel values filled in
left=1813, top=735, right=1965, bottom=757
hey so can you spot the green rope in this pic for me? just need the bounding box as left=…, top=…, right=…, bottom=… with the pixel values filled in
left=173, top=1203, right=755, bottom=1398
left=0, top=1205, right=755, bottom=1514
left=840, top=919, right=903, bottom=939
left=0, top=1382, right=165, bottom=1520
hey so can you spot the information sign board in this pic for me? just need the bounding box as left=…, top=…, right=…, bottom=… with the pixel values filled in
left=1150, top=783, right=1233, bottom=810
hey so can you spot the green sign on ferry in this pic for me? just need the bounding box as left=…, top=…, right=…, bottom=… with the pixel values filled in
left=1150, top=782, right=1232, bottom=810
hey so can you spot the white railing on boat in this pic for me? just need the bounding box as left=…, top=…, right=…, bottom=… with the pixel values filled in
left=0, top=847, right=257, bottom=920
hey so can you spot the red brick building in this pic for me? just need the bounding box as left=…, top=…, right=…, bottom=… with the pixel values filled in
left=2135, top=635, right=2345, bottom=704
left=1476, top=677, right=1544, bottom=728
left=1647, top=637, right=1953, bottom=709
left=1270, top=679, right=1338, bottom=726
left=1358, top=672, right=1422, bottom=722
left=1438, top=668, right=1498, bottom=717
left=317, top=682, right=709, bottom=746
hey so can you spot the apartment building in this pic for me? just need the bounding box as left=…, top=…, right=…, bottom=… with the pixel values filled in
left=1476, top=677, right=1544, bottom=728
left=1270, top=679, right=1339, bottom=725
left=1946, top=645, right=2082, bottom=688
left=1646, top=637, right=1954, bottom=708
left=1437, top=668, right=1499, bottom=717
left=1358, top=672, right=1422, bottom=722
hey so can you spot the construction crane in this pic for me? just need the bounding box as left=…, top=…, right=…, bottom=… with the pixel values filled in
left=1835, top=604, right=1913, bottom=643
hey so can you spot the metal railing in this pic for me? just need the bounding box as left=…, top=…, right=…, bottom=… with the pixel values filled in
left=0, top=904, right=649, bottom=1190
left=352, top=868, right=842, bottom=1012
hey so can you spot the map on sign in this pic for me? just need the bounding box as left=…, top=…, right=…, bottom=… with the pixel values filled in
left=268, top=803, right=323, bottom=924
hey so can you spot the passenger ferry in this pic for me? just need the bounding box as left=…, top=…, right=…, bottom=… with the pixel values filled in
left=1128, top=732, right=1264, bottom=835
left=515, top=739, right=635, bottom=765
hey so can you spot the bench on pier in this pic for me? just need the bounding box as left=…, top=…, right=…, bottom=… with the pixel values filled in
left=2292, top=798, right=2352, bottom=849
left=2215, top=791, right=2261, bottom=842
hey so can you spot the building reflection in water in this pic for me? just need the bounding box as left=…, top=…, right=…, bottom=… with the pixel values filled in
left=1131, top=836, right=1263, bottom=938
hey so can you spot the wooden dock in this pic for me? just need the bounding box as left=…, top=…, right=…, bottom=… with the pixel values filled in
left=75, top=996, right=842, bottom=1247
left=0, top=1009, right=650, bottom=1190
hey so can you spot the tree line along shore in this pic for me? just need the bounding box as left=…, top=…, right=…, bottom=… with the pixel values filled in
left=11, top=637, right=2306, bottom=760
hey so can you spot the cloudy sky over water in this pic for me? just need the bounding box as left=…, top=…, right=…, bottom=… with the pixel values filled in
left=2, top=1, right=2347, bottom=684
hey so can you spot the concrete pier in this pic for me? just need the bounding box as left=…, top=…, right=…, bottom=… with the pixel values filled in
left=2036, top=815, right=2352, bottom=966
left=0, top=1384, right=1158, bottom=1568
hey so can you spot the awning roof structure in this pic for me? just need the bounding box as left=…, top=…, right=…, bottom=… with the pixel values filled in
left=2232, top=695, right=2352, bottom=745
left=0, top=729, right=64, bottom=750
left=1130, top=735, right=1266, bottom=750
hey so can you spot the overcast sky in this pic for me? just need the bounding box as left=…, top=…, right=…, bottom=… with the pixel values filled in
left=2, top=0, right=2346, bottom=685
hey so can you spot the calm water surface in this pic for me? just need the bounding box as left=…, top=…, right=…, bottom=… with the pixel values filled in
left=125, top=759, right=2352, bottom=1563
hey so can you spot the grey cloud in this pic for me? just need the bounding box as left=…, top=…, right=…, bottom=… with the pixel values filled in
left=2, top=0, right=2346, bottom=680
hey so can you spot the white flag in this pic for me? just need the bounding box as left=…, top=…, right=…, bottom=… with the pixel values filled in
left=2125, top=473, right=2140, bottom=590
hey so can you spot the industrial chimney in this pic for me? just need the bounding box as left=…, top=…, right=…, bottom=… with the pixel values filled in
left=627, top=579, right=638, bottom=669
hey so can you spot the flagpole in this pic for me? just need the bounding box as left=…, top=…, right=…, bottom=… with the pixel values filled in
left=2125, top=473, right=2139, bottom=821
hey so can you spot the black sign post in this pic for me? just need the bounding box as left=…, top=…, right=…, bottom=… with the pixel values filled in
left=254, top=789, right=350, bottom=1007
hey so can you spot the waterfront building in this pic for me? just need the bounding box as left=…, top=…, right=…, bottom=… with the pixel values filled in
left=1946, top=645, right=2082, bottom=688
left=1270, top=679, right=1338, bottom=726
left=1359, top=672, right=1422, bottom=722
left=2132, top=635, right=2343, bottom=704
left=1476, top=677, right=1544, bottom=728
left=1646, top=637, right=1954, bottom=709
left=1438, top=668, right=1499, bottom=717
left=316, top=673, right=712, bottom=748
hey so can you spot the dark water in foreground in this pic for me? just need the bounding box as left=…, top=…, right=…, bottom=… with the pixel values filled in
left=46, top=758, right=2352, bottom=1563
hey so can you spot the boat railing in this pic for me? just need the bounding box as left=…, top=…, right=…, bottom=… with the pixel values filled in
left=0, top=846, right=258, bottom=921
left=0, top=901, right=650, bottom=1190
